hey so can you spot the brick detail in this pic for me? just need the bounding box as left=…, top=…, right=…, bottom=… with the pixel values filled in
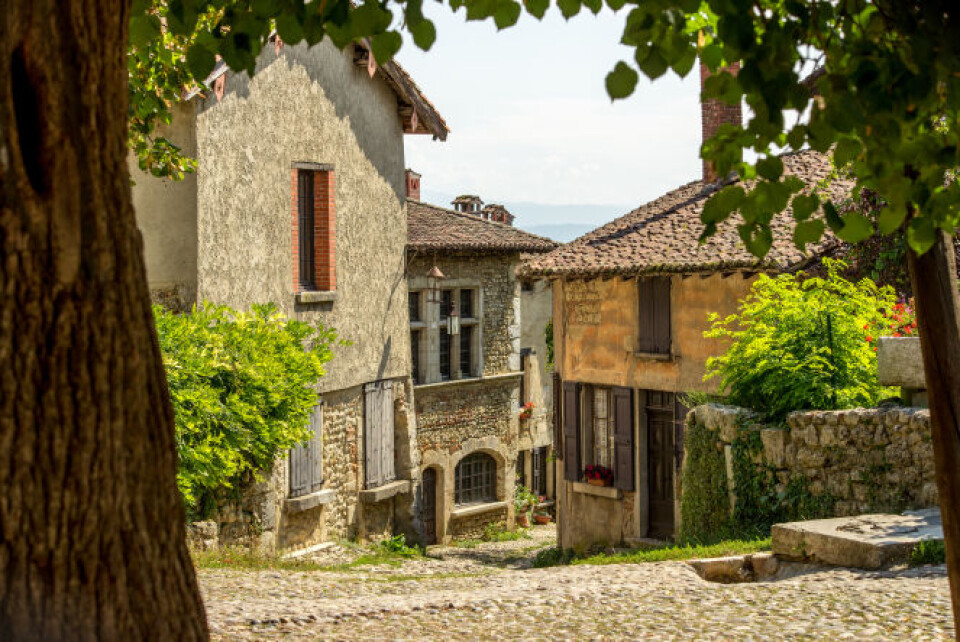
left=314, top=170, right=336, bottom=291
left=700, top=61, right=742, bottom=183
left=291, top=168, right=336, bottom=293
left=405, top=169, right=421, bottom=201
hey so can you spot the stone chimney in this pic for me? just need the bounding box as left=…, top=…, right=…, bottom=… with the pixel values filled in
left=405, top=169, right=421, bottom=200
left=481, top=204, right=514, bottom=227
left=452, top=195, right=484, bottom=215
left=700, top=60, right=742, bottom=183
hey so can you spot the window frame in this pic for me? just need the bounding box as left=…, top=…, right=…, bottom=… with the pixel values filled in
left=291, top=163, right=335, bottom=293
left=408, top=283, right=481, bottom=385
left=454, top=452, right=498, bottom=506
left=581, top=385, right=615, bottom=470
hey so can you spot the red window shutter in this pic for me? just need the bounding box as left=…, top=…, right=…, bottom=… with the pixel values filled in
left=562, top=381, right=580, bottom=481
left=613, top=387, right=635, bottom=491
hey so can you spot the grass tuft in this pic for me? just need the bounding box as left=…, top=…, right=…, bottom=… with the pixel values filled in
left=533, top=538, right=771, bottom=569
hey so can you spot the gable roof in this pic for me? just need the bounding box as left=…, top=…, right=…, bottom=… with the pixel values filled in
left=186, top=40, right=448, bottom=141
left=407, top=200, right=558, bottom=254
left=520, top=150, right=852, bottom=279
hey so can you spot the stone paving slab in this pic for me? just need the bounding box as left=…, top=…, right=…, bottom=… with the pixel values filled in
left=772, top=508, right=942, bottom=569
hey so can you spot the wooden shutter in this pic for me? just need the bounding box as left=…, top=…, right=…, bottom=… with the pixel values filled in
left=638, top=277, right=671, bottom=355
left=613, top=387, right=635, bottom=491
left=562, top=381, right=581, bottom=481
left=364, top=382, right=381, bottom=488
left=365, top=381, right=395, bottom=488
left=290, top=401, right=323, bottom=497
left=380, top=381, right=396, bottom=485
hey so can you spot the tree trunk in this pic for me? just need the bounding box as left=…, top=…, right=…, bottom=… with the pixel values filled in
left=0, top=1, right=208, bottom=639
left=907, top=231, right=960, bottom=634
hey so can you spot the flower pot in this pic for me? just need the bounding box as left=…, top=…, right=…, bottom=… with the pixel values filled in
left=516, top=512, right=530, bottom=528
left=533, top=514, right=552, bottom=525
left=587, top=478, right=610, bottom=487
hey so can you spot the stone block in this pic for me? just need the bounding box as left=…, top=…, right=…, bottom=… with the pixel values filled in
left=687, top=556, right=755, bottom=583
left=842, top=412, right=860, bottom=427
left=750, top=552, right=780, bottom=579
left=719, top=413, right=740, bottom=443
left=795, top=447, right=826, bottom=469
left=771, top=509, right=942, bottom=569
left=761, top=429, right=787, bottom=468
left=877, top=337, right=925, bottom=388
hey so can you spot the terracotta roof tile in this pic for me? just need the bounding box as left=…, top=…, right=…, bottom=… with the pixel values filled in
left=407, top=200, right=558, bottom=253
left=521, top=150, right=851, bottom=278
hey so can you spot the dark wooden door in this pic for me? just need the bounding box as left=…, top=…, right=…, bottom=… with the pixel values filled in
left=421, top=468, right=437, bottom=545
left=647, top=407, right=676, bottom=539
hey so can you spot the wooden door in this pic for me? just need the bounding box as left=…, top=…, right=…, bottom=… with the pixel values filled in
left=420, top=468, right=438, bottom=545
left=647, top=407, right=675, bottom=539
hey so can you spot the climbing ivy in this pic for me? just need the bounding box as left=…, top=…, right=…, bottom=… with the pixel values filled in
left=678, top=420, right=730, bottom=543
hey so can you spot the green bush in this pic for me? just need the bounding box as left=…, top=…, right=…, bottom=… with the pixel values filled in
left=155, top=302, right=339, bottom=518
left=678, top=420, right=731, bottom=543
left=704, top=260, right=896, bottom=419
left=910, top=539, right=946, bottom=566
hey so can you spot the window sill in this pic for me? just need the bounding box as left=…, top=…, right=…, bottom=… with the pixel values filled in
left=414, top=371, right=521, bottom=390
left=359, top=480, right=410, bottom=503
left=296, top=290, right=338, bottom=304
left=284, top=488, right=336, bottom=513
left=572, top=482, right=623, bottom=500
left=450, top=500, right=508, bottom=520
left=633, top=350, right=673, bottom=362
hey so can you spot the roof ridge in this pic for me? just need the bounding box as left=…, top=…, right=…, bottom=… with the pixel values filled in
left=406, top=199, right=557, bottom=244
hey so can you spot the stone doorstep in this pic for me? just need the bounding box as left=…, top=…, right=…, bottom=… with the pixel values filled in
left=771, top=508, right=942, bottom=570
left=358, top=479, right=411, bottom=503
left=281, top=541, right=336, bottom=560
left=450, top=500, right=509, bottom=520
left=572, top=481, right=622, bottom=500
left=284, top=488, right=337, bottom=513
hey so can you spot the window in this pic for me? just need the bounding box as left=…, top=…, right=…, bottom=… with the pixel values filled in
left=291, top=164, right=335, bottom=292
left=455, top=452, right=497, bottom=505
left=638, top=276, right=671, bottom=354
left=515, top=451, right=527, bottom=488
left=410, top=330, right=421, bottom=384
left=583, top=386, right=615, bottom=469
left=560, top=382, right=635, bottom=491
left=531, top=446, right=548, bottom=497
left=289, top=402, right=323, bottom=498
left=410, top=285, right=480, bottom=384
left=364, top=380, right=396, bottom=488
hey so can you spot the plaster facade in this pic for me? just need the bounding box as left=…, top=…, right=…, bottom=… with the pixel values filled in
left=552, top=272, right=757, bottom=550
left=130, top=102, right=199, bottom=311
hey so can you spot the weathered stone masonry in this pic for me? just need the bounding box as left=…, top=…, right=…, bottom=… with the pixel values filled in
left=683, top=404, right=937, bottom=528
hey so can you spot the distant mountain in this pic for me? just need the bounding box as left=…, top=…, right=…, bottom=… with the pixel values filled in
left=523, top=223, right=595, bottom=243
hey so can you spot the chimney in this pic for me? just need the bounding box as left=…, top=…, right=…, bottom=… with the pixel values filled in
left=451, top=195, right=483, bottom=215
left=481, top=204, right=514, bottom=227
left=405, top=169, right=421, bottom=200
left=700, top=60, right=742, bottom=183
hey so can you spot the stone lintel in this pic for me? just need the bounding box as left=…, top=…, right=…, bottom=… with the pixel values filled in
left=296, top=290, right=339, bottom=304
left=284, top=488, right=336, bottom=513
left=359, top=479, right=411, bottom=503
left=572, top=482, right=623, bottom=500
left=450, top=500, right=509, bottom=520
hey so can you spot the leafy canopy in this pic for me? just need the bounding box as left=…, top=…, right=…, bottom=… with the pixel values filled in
left=130, top=1, right=960, bottom=256
left=704, top=260, right=897, bottom=419
left=154, top=302, right=339, bottom=518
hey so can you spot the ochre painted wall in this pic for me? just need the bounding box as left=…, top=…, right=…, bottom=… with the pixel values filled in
left=557, top=273, right=756, bottom=393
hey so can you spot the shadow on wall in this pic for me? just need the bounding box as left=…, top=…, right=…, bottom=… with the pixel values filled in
left=198, top=39, right=406, bottom=202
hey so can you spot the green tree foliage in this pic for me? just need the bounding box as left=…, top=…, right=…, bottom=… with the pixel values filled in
left=704, top=260, right=896, bottom=418
left=154, top=302, right=339, bottom=517
left=130, top=1, right=960, bottom=259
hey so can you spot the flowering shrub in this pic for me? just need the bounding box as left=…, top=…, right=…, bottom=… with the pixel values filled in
left=705, top=260, right=897, bottom=419
left=885, top=300, right=918, bottom=337
left=519, top=401, right=535, bottom=420
left=583, top=465, right=613, bottom=484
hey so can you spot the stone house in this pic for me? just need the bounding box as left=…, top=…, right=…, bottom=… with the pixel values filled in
left=521, top=63, right=853, bottom=550
left=131, top=35, right=448, bottom=551
left=405, top=188, right=557, bottom=543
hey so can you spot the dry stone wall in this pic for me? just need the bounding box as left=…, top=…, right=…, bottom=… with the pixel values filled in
left=687, top=404, right=937, bottom=523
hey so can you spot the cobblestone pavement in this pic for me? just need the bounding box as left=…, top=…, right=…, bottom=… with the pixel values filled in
left=200, top=527, right=954, bottom=640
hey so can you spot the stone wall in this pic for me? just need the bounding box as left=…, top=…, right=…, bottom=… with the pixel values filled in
left=684, top=404, right=937, bottom=531
left=449, top=507, right=509, bottom=539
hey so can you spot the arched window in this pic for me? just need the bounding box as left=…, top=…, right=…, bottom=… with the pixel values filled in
left=455, top=453, right=497, bottom=505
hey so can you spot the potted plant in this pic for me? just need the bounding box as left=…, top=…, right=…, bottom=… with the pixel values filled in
left=533, top=510, right=552, bottom=525
left=583, top=465, right=614, bottom=487
left=513, top=484, right=537, bottom=527
left=519, top=401, right=535, bottom=421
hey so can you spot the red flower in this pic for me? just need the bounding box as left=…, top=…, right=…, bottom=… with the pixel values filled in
left=865, top=335, right=873, bottom=342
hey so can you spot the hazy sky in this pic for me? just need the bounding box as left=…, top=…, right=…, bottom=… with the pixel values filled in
left=399, top=6, right=704, bottom=224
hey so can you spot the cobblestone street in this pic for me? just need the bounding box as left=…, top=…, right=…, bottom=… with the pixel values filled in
left=199, top=526, right=954, bottom=640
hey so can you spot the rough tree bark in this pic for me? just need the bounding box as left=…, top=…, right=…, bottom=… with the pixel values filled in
left=0, top=1, right=208, bottom=639
left=908, top=231, right=960, bottom=633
